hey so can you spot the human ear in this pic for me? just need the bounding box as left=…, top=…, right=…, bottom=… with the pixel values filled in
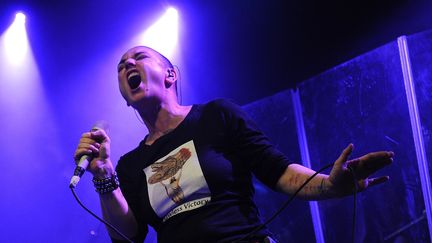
left=165, top=68, right=177, bottom=87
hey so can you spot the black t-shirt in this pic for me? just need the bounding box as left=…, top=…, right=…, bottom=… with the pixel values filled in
left=115, top=99, right=292, bottom=243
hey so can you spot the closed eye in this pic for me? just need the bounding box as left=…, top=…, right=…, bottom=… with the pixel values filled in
left=135, top=52, right=148, bottom=60
left=117, top=63, right=125, bottom=72
left=116, top=52, right=149, bottom=72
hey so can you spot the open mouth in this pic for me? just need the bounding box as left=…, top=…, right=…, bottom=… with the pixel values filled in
left=127, top=72, right=141, bottom=90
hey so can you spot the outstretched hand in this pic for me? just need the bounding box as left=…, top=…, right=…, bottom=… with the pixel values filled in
left=327, top=144, right=394, bottom=197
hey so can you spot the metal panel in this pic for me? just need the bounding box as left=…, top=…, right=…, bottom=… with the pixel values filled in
left=298, top=40, right=429, bottom=242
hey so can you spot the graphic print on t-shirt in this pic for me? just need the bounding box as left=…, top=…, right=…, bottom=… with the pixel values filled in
left=143, top=140, right=211, bottom=222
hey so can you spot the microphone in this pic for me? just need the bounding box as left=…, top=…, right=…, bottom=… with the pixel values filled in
left=69, top=120, right=109, bottom=188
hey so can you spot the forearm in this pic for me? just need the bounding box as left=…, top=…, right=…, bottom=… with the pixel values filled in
left=99, top=188, right=138, bottom=240
left=276, top=146, right=393, bottom=200
left=94, top=160, right=138, bottom=240
left=276, top=164, right=337, bottom=200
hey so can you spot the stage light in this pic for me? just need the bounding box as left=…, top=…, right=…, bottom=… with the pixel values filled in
left=2, top=12, right=29, bottom=66
left=0, top=11, right=40, bottom=93
left=140, top=7, right=179, bottom=58
left=15, top=12, right=26, bottom=24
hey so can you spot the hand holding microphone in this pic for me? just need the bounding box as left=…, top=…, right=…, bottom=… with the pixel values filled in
left=70, top=121, right=113, bottom=188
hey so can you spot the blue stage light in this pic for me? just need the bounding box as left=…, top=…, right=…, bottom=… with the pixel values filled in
left=2, top=12, right=29, bottom=66
left=140, top=7, right=179, bottom=59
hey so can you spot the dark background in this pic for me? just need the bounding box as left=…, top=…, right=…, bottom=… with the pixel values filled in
left=1, top=0, right=431, bottom=105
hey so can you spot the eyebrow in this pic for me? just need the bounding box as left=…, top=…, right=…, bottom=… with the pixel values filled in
left=118, top=51, right=149, bottom=66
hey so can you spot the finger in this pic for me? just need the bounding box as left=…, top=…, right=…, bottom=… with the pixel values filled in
left=77, top=143, right=100, bottom=153
left=348, top=151, right=394, bottom=175
left=91, top=129, right=110, bottom=143
left=80, top=132, right=92, bottom=139
left=79, top=137, right=100, bottom=146
left=74, top=148, right=95, bottom=162
left=366, top=176, right=390, bottom=187
left=335, top=143, right=354, bottom=166
left=361, top=153, right=393, bottom=172
left=361, top=151, right=394, bottom=162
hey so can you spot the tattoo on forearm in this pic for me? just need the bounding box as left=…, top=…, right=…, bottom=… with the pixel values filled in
left=288, top=174, right=328, bottom=197
left=320, top=178, right=325, bottom=195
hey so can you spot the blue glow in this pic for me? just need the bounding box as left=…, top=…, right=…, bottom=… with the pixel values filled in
left=398, top=35, right=432, bottom=241
left=2, top=12, right=29, bottom=66
left=139, top=7, right=179, bottom=58
left=291, top=89, right=325, bottom=243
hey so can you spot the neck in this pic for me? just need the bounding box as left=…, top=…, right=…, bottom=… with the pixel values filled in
left=138, top=99, right=191, bottom=145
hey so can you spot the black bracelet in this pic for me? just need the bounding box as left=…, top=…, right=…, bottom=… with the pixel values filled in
left=92, top=172, right=120, bottom=194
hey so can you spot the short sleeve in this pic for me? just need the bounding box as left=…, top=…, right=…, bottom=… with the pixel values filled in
left=210, top=99, right=292, bottom=189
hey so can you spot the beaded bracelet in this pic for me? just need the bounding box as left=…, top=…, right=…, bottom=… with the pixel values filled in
left=92, top=172, right=120, bottom=194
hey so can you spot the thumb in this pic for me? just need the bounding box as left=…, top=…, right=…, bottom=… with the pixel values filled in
left=335, top=143, right=354, bottom=166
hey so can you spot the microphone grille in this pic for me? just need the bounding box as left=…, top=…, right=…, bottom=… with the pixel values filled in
left=91, top=120, right=110, bottom=134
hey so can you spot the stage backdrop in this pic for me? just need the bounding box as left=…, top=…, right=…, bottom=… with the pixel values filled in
left=244, top=29, right=432, bottom=243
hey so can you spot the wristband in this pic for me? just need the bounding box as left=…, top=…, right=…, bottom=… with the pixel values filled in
left=92, top=172, right=120, bottom=194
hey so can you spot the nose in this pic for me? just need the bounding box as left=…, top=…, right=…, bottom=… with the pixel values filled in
left=125, top=58, right=136, bottom=69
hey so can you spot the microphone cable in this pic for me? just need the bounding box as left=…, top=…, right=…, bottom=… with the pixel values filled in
left=348, top=165, right=358, bottom=243
left=70, top=162, right=359, bottom=243
left=70, top=187, right=134, bottom=243
left=233, top=162, right=359, bottom=243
